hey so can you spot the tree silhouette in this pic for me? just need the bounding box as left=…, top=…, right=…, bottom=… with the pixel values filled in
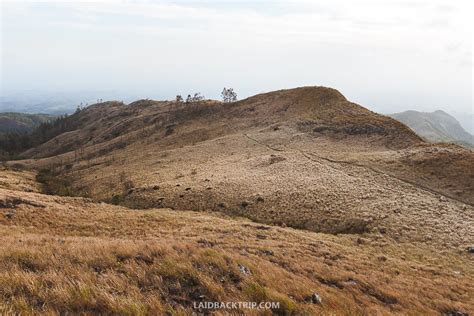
left=221, top=87, right=237, bottom=103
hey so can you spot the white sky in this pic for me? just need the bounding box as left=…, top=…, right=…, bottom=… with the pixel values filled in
left=1, top=0, right=472, bottom=114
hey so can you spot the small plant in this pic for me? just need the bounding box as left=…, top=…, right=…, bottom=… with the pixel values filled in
left=118, top=171, right=134, bottom=192
left=123, top=180, right=134, bottom=192
left=185, top=93, right=205, bottom=103
left=221, top=87, right=237, bottom=103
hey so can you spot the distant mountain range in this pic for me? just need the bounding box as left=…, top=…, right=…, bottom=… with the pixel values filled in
left=0, top=112, right=56, bottom=134
left=389, top=110, right=474, bottom=148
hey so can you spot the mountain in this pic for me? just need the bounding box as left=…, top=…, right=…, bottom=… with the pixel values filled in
left=451, top=111, right=474, bottom=135
left=1, top=86, right=473, bottom=315
left=0, top=112, right=55, bottom=134
left=389, top=110, right=474, bottom=147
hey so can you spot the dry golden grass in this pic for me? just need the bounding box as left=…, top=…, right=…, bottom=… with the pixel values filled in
left=9, top=87, right=472, bottom=248
left=0, top=166, right=39, bottom=193
left=2, top=87, right=473, bottom=314
left=0, top=171, right=473, bottom=315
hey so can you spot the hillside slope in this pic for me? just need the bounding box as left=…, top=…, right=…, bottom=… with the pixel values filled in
left=2, top=86, right=473, bottom=314
left=0, top=112, right=55, bottom=133
left=0, top=168, right=472, bottom=315
left=9, top=87, right=474, bottom=237
left=389, top=110, right=474, bottom=147
left=19, top=87, right=421, bottom=158
left=13, top=86, right=473, bottom=204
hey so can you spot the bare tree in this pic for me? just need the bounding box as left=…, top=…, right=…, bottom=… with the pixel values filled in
left=192, top=92, right=204, bottom=102
left=185, top=93, right=205, bottom=103
left=221, top=87, right=237, bottom=103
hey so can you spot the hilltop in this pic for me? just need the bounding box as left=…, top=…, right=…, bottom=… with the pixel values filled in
left=1, top=86, right=473, bottom=314
left=19, top=87, right=422, bottom=160
left=389, top=110, right=474, bottom=148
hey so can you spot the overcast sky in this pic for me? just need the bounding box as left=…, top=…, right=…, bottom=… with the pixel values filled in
left=1, top=0, right=472, bottom=114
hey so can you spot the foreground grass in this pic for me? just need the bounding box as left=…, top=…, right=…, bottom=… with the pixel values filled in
left=0, top=176, right=473, bottom=315
left=0, top=234, right=316, bottom=315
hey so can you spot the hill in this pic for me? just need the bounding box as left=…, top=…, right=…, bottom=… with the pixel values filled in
left=389, top=110, right=474, bottom=148
left=455, top=112, right=474, bottom=134
left=1, top=86, right=473, bottom=314
left=0, top=112, right=55, bottom=134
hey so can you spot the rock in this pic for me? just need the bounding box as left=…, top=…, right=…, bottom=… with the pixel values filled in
left=4, top=212, right=13, bottom=220
left=259, top=249, right=274, bottom=256
left=343, top=278, right=357, bottom=286
left=238, top=264, right=251, bottom=276
left=311, top=293, right=322, bottom=304
left=152, top=185, right=160, bottom=190
left=0, top=198, right=20, bottom=208
left=185, top=187, right=191, bottom=191
left=467, top=246, right=474, bottom=253
left=256, top=196, right=265, bottom=202
left=240, top=201, right=249, bottom=208
left=269, top=155, right=286, bottom=164
left=443, top=310, right=469, bottom=316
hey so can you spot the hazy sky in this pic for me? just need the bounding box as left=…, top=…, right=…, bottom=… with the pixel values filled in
left=1, top=0, right=472, bottom=114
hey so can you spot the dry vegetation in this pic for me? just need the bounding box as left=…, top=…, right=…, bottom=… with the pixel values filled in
left=1, top=86, right=473, bottom=314
left=0, top=172, right=473, bottom=315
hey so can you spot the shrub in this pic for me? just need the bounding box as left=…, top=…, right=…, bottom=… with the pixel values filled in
left=36, top=168, right=86, bottom=197
left=221, top=87, right=237, bottom=103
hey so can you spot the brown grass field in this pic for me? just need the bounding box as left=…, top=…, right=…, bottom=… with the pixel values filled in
left=0, top=167, right=473, bottom=315
left=1, top=87, right=473, bottom=315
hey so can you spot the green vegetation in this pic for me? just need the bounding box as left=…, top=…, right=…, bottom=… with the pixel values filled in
left=0, top=111, right=81, bottom=160
left=0, top=112, right=55, bottom=134
left=36, top=168, right=88, bottom=197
